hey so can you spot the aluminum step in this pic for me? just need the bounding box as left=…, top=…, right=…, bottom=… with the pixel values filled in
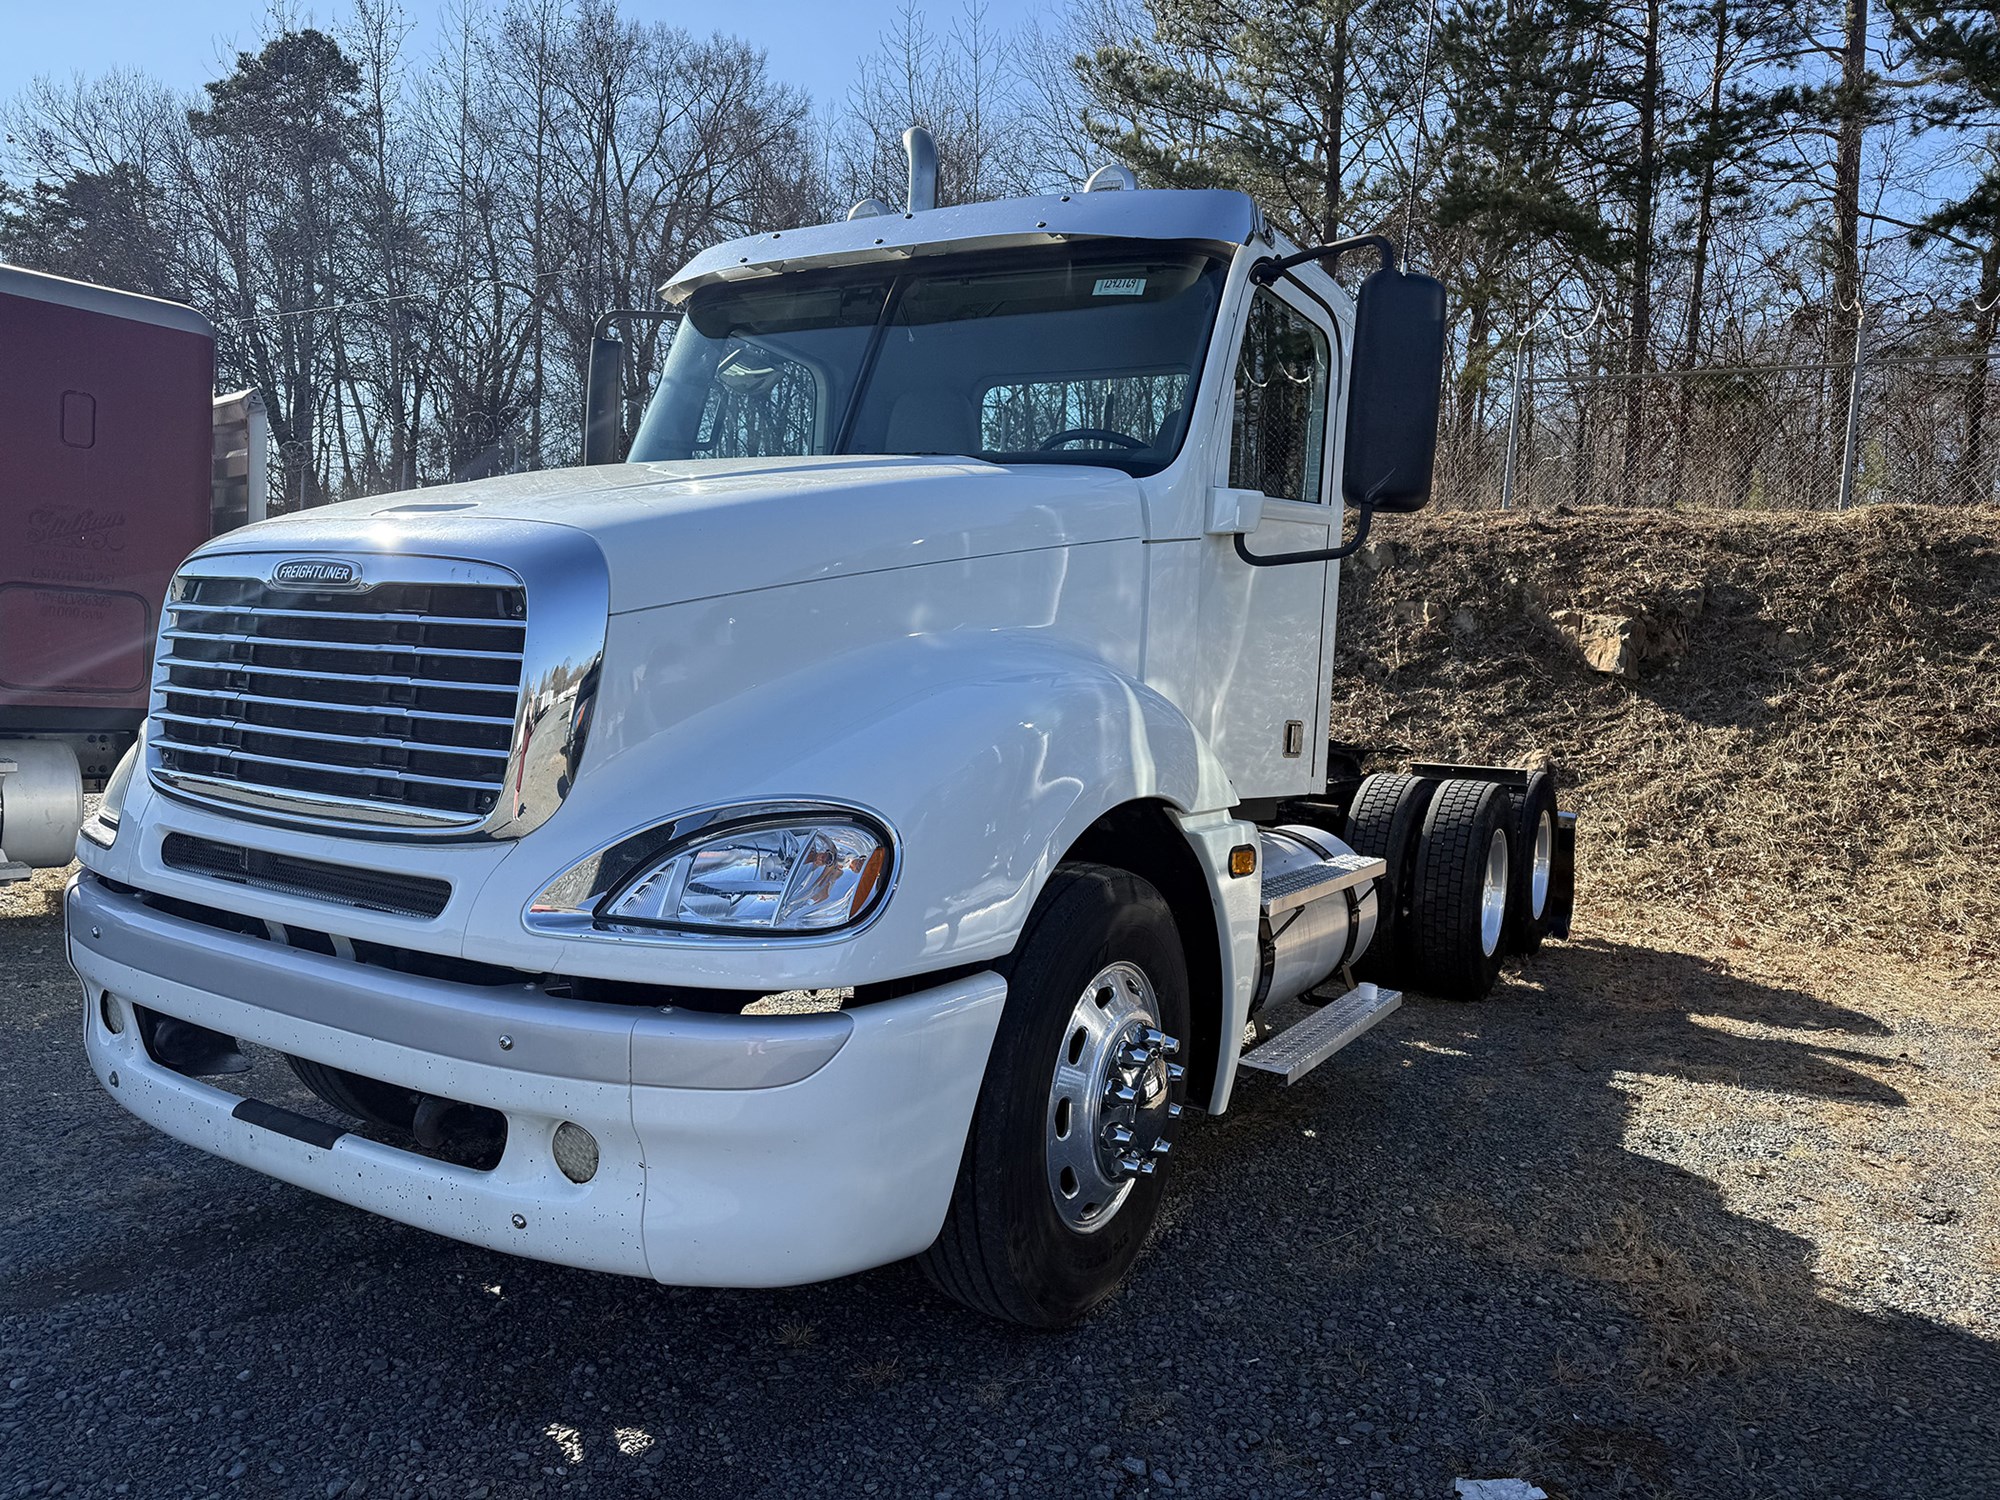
left=1237, top=982, right=1402, bottom=1085
left=1261, top=851, right=1384, bottom=916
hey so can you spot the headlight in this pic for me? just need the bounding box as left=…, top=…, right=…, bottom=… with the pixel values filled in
left=604, top=819, right=890, bottom=933
left=81, top=744, right=139, bottom=848
left=530, top=804, right=898, bottom=939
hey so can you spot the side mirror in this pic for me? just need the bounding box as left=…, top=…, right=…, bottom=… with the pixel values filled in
left=1341, top=267, right=1446, bottom=513
left=582, top=333, right=624, bottom=466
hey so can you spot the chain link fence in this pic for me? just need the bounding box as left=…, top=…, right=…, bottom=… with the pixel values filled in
left=1435, top=350, right=2000, bottom=511
left=237, top=316, right=2000, bottom=517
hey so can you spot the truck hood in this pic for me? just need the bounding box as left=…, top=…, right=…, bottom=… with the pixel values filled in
left=222, top=456, right=1144, bottom=614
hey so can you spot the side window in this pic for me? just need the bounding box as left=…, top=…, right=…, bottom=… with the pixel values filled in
left=1229, top=291, right=1330, bottom=502
left=694, top=341, right=821, bottom=457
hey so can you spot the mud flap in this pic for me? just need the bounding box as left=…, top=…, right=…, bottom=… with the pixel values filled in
left=1546, top=810, right=1577, bottom=939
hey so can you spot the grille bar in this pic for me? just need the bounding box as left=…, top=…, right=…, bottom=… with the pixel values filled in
left=161, top=627, right=526, bottom=662
left=157, top=743, right=504, bottom=790
left=155, top=711, right=512, bottom=759
left=157, top=655, right=522, bottom=699
left=169, top=601, right=528, bottom=632
left=157, top=683, right=517, bottom=729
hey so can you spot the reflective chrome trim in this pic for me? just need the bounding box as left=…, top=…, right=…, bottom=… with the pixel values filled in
left=161, top=626, right=525, bottom=662
left=154, top=711, right=511, bottom=759
left=170, top=600, right=531, bottom=631
left=158, top=683, right=517, bottom=729
left=525, top=799, right=901, bottom=945
left=1479, top=827, right=1509, bottom=958
left=1529, top=809, right=1553, bottom=920
left=1046, top=960, right=1165, bottom=1234
left=147, top=532, right=608, bottom=842
left=156, top=655, right=523, bottom=698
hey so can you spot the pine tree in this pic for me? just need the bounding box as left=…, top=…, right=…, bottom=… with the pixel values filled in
left=1076, top=0, right=1398, bottom=242
left=1885, top=0, right=2000, bottom=493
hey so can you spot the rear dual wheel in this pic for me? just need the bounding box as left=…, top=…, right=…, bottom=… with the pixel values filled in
left=1409, top=778, right=1513, bottom=1001
left=1503, top=770, right=1559, bottom=956
left=921, top=863, right=1189, bottom=1328
left=1343, top=772, right=1438, bottom=985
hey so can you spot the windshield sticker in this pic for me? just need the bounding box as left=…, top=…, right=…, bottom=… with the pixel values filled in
left=1092, top=277, right=1147, bottom=297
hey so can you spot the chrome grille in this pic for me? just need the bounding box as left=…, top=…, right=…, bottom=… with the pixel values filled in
left=151, top=567, right=527, bottom=828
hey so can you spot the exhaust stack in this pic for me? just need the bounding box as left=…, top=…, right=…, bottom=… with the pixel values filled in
left=904, top=125, right=938, bottom=213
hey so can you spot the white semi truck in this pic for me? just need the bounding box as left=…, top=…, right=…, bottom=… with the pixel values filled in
left=67, top=139, right=1573, bottom=1327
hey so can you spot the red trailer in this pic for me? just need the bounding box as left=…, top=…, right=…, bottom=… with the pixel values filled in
left=0, top=265, right=215, bottom=876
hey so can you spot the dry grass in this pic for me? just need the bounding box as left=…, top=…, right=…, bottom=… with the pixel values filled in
left=772, top=1318, right=819, bottom=1349
left=1334, top=504, right=2000, bottom=965
left=850, top=1357, right=902, bottom=1389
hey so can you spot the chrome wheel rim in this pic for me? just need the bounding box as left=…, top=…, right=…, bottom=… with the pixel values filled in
left=1045, top=961, right=1180, bottom=1234
left=1529, top=809, right=1553, bottom=919
left=1479, top=827, right=1510, bottom=957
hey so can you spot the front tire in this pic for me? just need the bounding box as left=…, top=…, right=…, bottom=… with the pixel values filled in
left=920, top=863, right=1190, bottom=1327
left=284, top=1055, right=420, bottom=1132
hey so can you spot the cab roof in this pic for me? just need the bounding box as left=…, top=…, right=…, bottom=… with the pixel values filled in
left=663, top=188, right=1267, bottom=304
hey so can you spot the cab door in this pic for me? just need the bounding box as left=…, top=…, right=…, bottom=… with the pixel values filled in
left=1195, top=281, right=1341, bottom=799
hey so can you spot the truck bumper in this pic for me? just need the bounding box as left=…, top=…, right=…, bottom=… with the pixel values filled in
left=67, top=873, right=1005, bottom=1287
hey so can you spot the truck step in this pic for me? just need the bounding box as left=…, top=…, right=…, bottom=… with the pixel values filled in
left=1261, top=851, right=1384, bottom=916
left=1237, top=982, right=1402, bottom=1085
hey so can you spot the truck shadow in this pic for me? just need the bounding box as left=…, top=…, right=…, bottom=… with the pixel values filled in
left=7, top=919, right=1998, bottom=1499
left=365, top=935, right=1997, bottom=1496
left=1164, top=935, right=1996, bottom=1496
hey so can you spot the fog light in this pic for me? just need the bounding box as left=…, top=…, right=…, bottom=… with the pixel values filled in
left=98, top=991, right=125, bottom=1036
left=552, top=1122, right=599, bottom=1184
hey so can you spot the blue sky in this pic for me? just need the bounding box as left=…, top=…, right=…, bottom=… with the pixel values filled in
left=0, top=0, right=1055, bottom=114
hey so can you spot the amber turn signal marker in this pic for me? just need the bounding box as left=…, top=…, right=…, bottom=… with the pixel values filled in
left=1228, top=844, right=1257, bottom=878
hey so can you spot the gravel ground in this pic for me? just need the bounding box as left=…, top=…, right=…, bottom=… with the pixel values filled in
left=2, top=866, right=1996, bottom=1500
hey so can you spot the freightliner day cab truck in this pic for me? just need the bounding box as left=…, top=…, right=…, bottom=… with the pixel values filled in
left=68, top=135, right=1575, bottom=1327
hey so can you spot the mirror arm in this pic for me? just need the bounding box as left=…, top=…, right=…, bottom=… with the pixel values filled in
left=591, top=306, right=683, bottom=340
left=1231, top=503, right=1375, bottom=568
left=1250, top=233, right=1398, bottom=287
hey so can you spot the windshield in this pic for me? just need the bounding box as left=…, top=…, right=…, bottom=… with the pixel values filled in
left=628, top=243, right=1228, bottom=476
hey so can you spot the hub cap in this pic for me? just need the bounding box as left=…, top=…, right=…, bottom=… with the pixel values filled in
left=1529, top=809, right=1553, bottom=919
left=1479, top=827, right=1510, bottom=957
left=1045, top=961, right=1182, bottom=1234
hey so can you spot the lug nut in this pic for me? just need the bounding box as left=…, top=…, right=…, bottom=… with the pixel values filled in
left=1143, top=1028, right=1180, bottom=1056
left=1118, top=1044, right=1153, bottom=1068
left=1106, top=1084, right=1138, bottom=1106
left=1166, top=1062, right=1186, bottom=1083
left=1105, top=1124, right=1134, bottom=1147
left=1150, top=1138, right=1172, bottom=1157
left=1167, top=1102, right=1184, bottom=1120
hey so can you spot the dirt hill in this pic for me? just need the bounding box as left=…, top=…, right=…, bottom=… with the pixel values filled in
left=1331, top=504, right=2000, bottom=965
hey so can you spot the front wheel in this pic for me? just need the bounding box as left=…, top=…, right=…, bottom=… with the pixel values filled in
left=920, top=863, right=1190, bottom=1327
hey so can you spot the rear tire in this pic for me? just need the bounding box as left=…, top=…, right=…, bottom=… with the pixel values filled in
left=1503, top=770, right=1559, bottom=955
left=1410, top=778, right=1512, bottom=1001
left=1343, top=772, right=1438, bottom=986
left=920, top=863, right=1190, bottom=1327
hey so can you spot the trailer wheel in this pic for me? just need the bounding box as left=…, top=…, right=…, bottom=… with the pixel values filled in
left=1503, top=770, right=1559, bottom=955
left=284, top=1055, right=420, bottom=1133
left=1343, top=772, right=1438, bottom=986
left=920, top=862, right=1189, bottom=1327
left=1409, top=778, right=1512, bottom=1001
